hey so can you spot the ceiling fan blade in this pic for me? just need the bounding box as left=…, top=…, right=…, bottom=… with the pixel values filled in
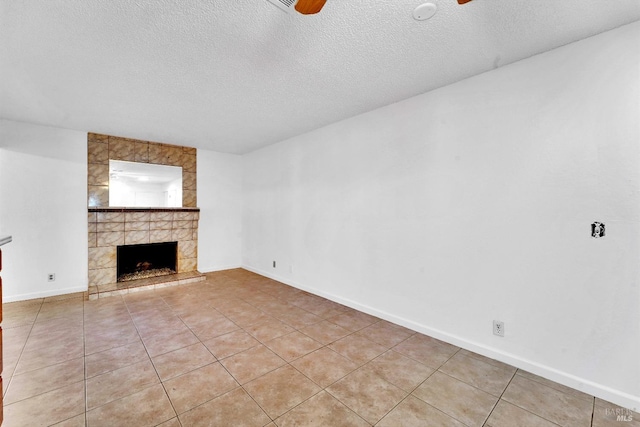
left=457, top=0, right=474, bottom=4
left=295, top=0, right=327, bottom=14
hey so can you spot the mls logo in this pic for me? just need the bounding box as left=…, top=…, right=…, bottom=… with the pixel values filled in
left=591, top=222, right=605, bottom=238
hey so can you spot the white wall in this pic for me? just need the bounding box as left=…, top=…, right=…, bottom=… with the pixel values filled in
left=197, top=148, right=242, bottom=271
left=242, top=22, right=640, bottom=410
left=0, top=120, right=88, bottom=301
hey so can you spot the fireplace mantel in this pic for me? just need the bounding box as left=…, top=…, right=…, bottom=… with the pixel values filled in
left=88, top=207, right=200, bottom=213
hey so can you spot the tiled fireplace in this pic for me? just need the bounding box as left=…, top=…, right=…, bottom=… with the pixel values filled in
left=87, top=133, right=204, bottom=299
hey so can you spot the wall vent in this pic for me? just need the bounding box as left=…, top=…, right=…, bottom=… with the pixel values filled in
left=266, top=0, right=297, bottom=13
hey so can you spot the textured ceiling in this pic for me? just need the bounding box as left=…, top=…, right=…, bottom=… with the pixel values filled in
left=1, top=0, right=639, bottom=154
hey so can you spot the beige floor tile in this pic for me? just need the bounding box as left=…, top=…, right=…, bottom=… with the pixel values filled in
left=244, top=318, right=296, bottom=342
left=327, top=368, right=407, bottom=424
left=275, top=307, right=322, bottom=329
left=30, top=316, right=84, bottom=338
left=275, top=391, right=369, bottom=427
left=265, top=331, right=323, bottom=362
left=1, top=270, right=607, bottom=427
left=413, top=371, right=498, bottom=427
left=51, top=414, right=86, bottom=427
left=3, top=381, right=85, bottom=427
left=299, top=320, right=351, bottom=345
left=439, top=352, right=515, bottom=396
left=15, top=334, right=84, bottom=374
left=85, top=340, right=149, bottom=378
left=84, top=322, right=141, bottom=355
left=393, top=334, right=459, bottom=369
left=1, top=311, right=39, bottom=329
left=291, top=347, right=359, bottom=388
left=178, top=387, right=271, bottom=427
left=227, top=308, right=273, bottom=328
left=592, top=400, right=638, bottom=426
left=156, top=418, right=181, bottom=427
left=457, top=349, right=516, bottom=371
left=360, top=350, right=434, bottom=392
left=188, top=316, right=240, bottom=341
left=4, top=357, right=85, bottom=405
left=175, top=307, right=225, bottom=328
left=219, top=344, right=286, bottom=384
left=245, top=365, right=321, bottom=418
left=202, top=329, right=260, bottom=359
left=501, top=375, right=593, bottom=427
left=22, top=326, right=83, bottom=352
left=164, top=362, right=239, bottom=414
left=151, top=342, right=216, bottom=381
left=141, top=327, right=199, bottom=357
left=35, top=299, right=82, bottom=319
left=328, top=310, right=379, bottom=332
left=86, top=358, right=160, bottom=410
left=356, top=320, right=415, bottom=348
left=328, top=333, right=387, bottom=365
left=486, top=400, right=560, bottom=427
left=377, top=395, right=466, bottom=427
left=86, top=383, right=175, bottom=427
left=516, top=370, right=594, bottom=403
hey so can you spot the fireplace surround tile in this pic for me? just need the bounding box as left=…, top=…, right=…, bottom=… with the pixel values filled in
left=88, top=247, right=116, bottom=270
left=125, top=212, right=151, bottom=222
left=150, top=230, right=173, bottom=243
left=89, top=268, right=116, bottom=287
left=88, top=233, right=97, bottom=248
left=88, top=186, right=109, bottom=207
left=124, top=231, right=150, bottom=246
left=88, top=141, right=109, bottom=165
left=88, top=207, right=201, bottom=292
left=180, top=258, right=197, bottom=272
left=97, top=231, right=125, bottom=247
left=125, top=221, right=150, bottom=232
left=109, top=137, right=135, bottom=162
left=97, top=222, right=125, bottom=232
left=134, top=141, right=150, bottom=163
left=151, top=212, right=173, bottom=222
left=97, top=212, right=124, bottom=223
left=97, top=231, right=124, bottom=246
left=172, top=229, right=193, bottom=242
left=150, top=221, right=172, bottom=231
left=88, top=164, right=109, bottom=186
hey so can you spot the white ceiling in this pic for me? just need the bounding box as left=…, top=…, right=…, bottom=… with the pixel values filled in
left=1, top=1, right=639, bottom=154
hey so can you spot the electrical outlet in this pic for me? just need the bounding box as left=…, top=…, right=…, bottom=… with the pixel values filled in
left=493, top=320, right=504, bottom=337
left=48, top=273, right=56, bottom=282
left=273, top=261, right=276, bottom=268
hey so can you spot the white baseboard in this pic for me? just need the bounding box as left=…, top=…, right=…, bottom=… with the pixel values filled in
left=4, top=285, right=88, bottom=303
left=242, top=264, right=640, bottom=411
left=199, top=264, right=242, bottom=273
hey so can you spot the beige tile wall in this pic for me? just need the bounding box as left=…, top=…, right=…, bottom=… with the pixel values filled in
left=88, top=209, right=199, bottom=287
left=87, top=132, right=200, bottom=288
left=87, top=133, right=197, bottom=208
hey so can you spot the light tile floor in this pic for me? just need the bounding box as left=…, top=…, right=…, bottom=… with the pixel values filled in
left=1, top=269, right=637, bottom=426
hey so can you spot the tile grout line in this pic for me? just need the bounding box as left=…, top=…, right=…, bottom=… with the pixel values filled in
left=2, top=299, right=45, bottom=400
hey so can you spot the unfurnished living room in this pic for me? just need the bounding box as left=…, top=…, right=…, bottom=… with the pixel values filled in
left=0, top=1, right=639, bottom=426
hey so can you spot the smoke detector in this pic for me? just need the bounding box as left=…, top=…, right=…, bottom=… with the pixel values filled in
left=413, top=3, right=437, bottom=21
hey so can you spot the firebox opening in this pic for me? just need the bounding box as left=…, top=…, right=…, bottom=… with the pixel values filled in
left=117, top=241, right=177, bottom=282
